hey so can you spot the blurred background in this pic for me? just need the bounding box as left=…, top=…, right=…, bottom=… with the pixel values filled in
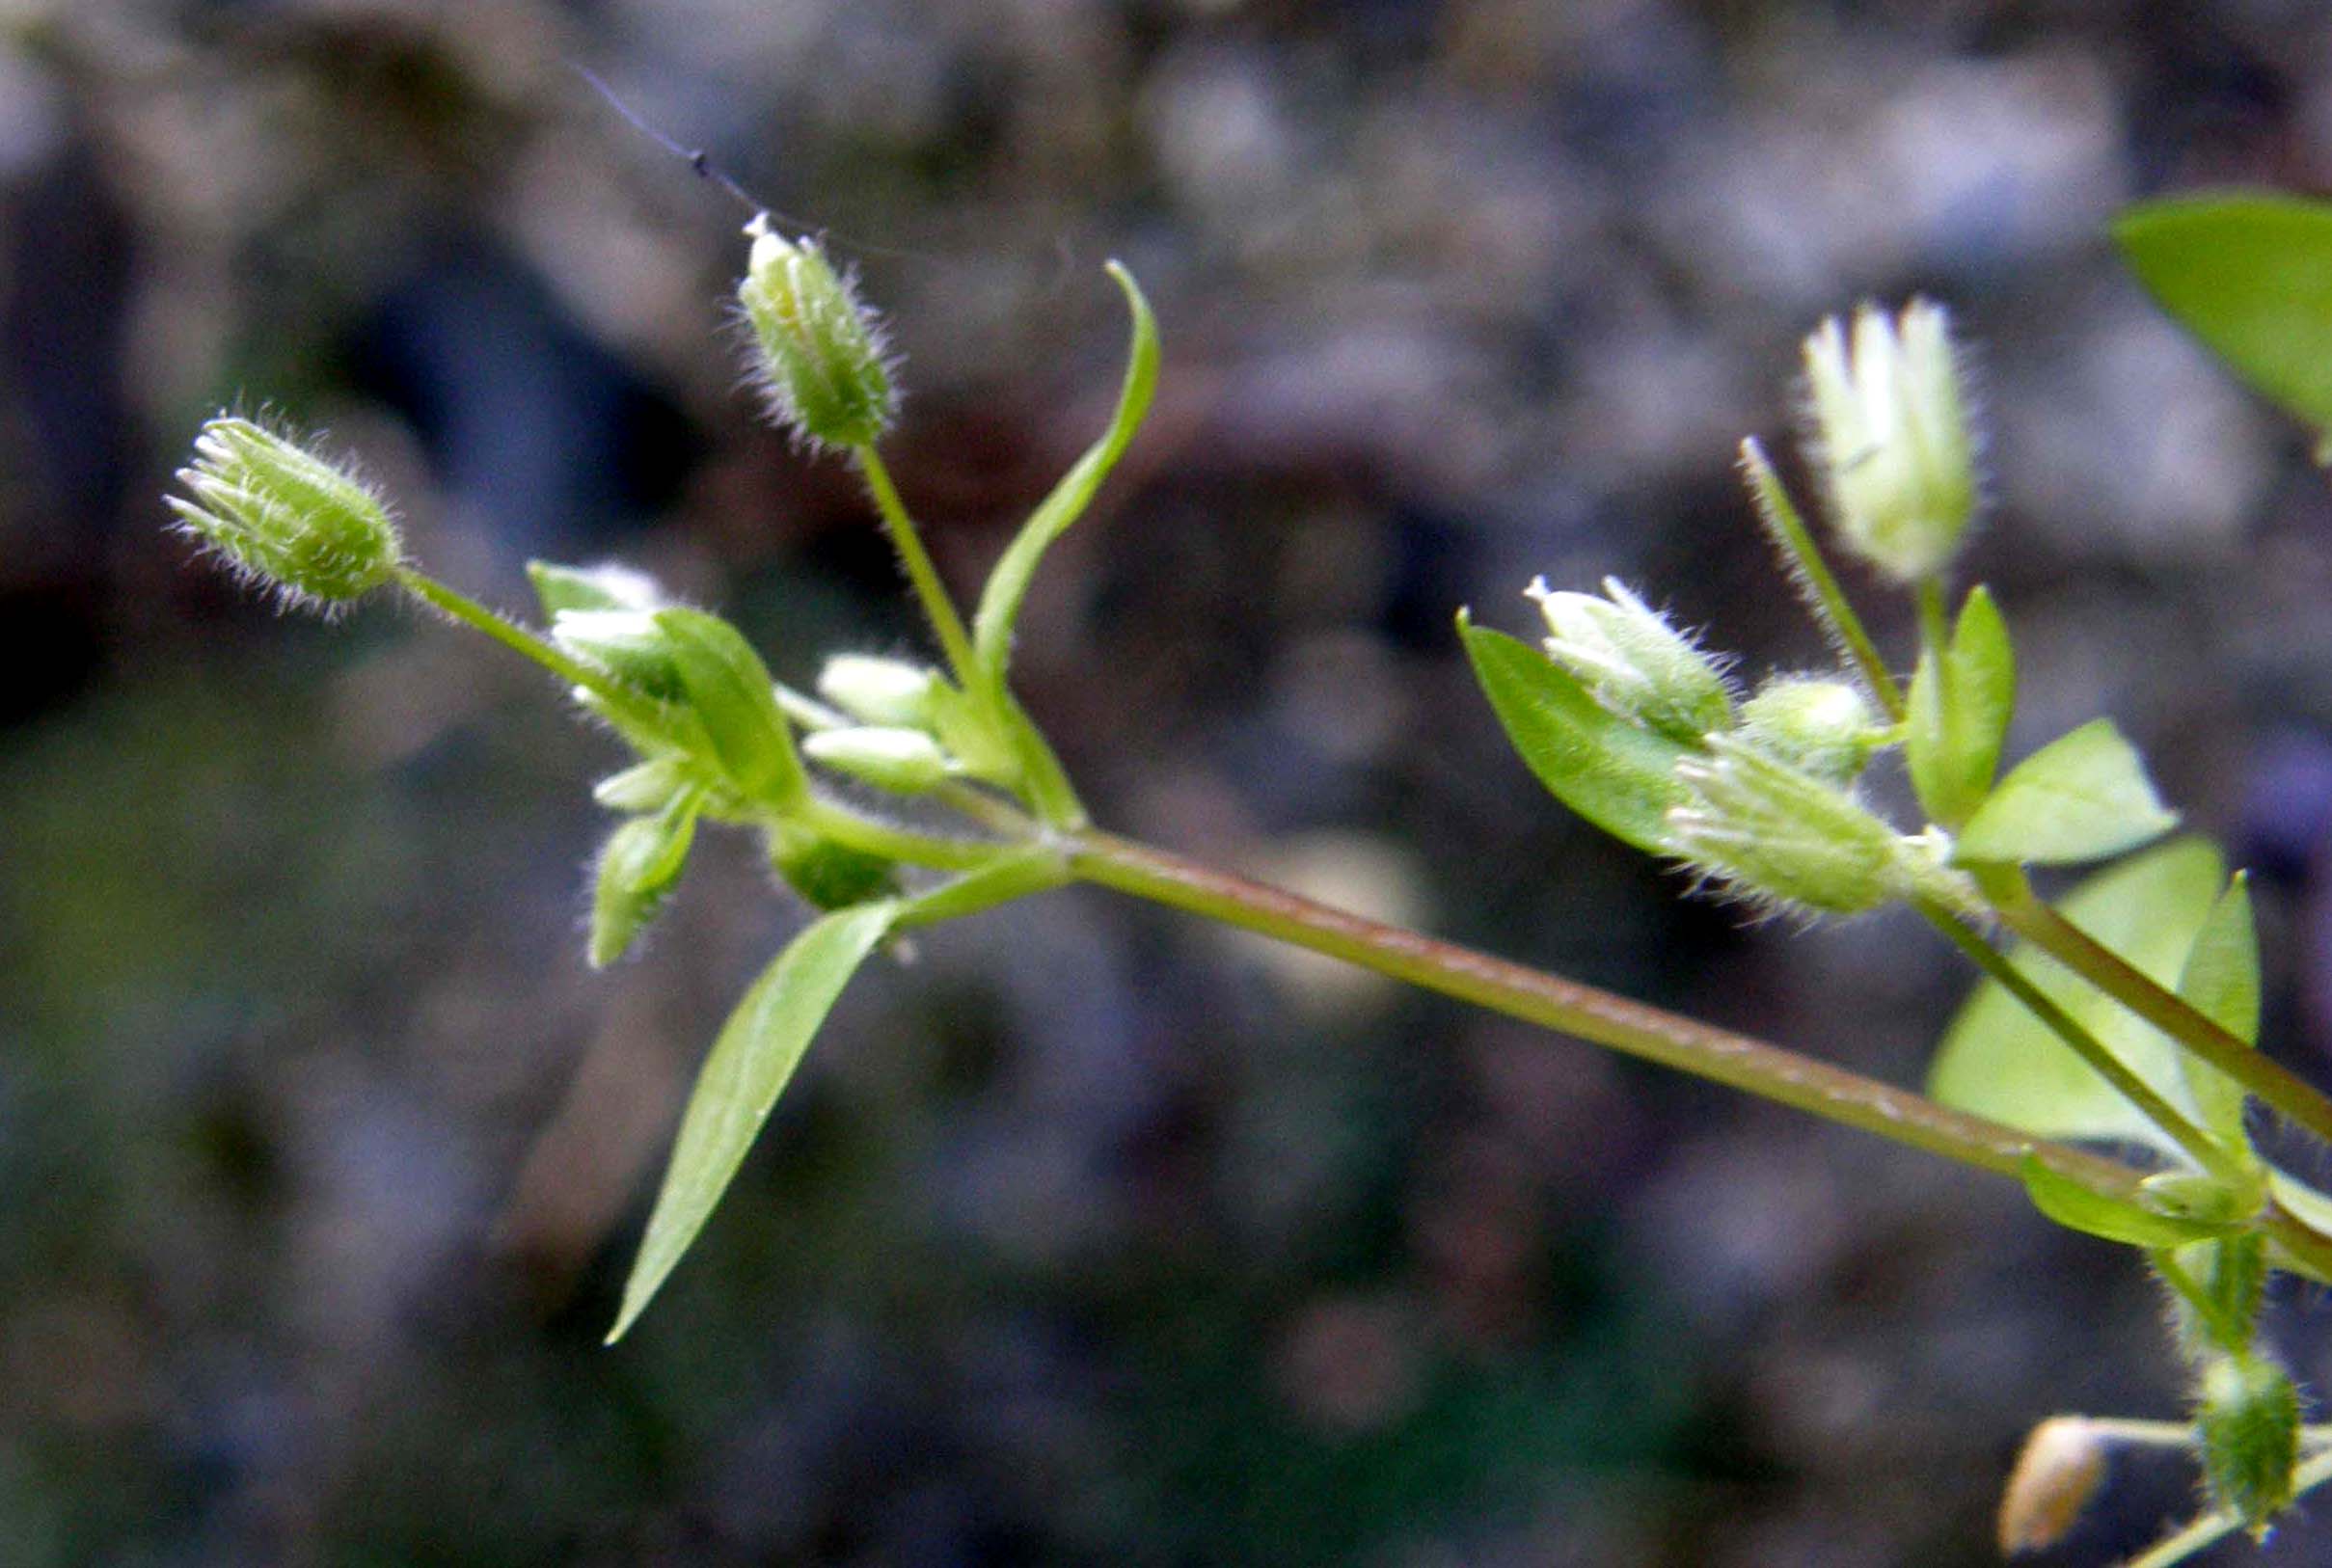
left=6, top=1, right=2332, bottom=1563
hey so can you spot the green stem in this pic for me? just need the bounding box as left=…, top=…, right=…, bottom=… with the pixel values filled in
left=795, top=798, right=1005, bottom=873
left=853, top=446, right=980, bottom=688
left=396, top=569, right=655, bottom=725
left=1984, top=867, right=2332, bottom=1150
left=2123, top=1447, right=2332, bottom=1568
left=1067, top=828, right=2147, bottom=1197
left=1915, top=575, right=1951, bottom=657
left=1916, top=898, right=2242, bottom=1181
left=1738, top=438, right=1903, bottom=720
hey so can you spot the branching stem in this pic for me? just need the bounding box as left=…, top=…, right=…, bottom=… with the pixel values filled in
left=1066, top=826, right=2146, bottom=1199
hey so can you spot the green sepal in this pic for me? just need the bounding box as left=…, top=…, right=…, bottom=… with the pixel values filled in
left=656, top=608, right=804, bottom=805
left=527, top=558, right=663, bottom=617
left=1906, top=584, right=2014, bottom=830
left=1954, top=718, right=2178, bottom=866
left=2020, top=1156, right=2243, bottom=1249
left=2116, top=193, right=2332, bottom=447
left=1458, top=613, right=1693, bottom=856
left=608, top=898, right=903, bottom=1341
left=594, top=756, right=694, bottom=814
left=588, top=793, right=700, bottom=968
left=2197, top=1352, right=2301, bottom=1537
left=971, top=262, right=1157, bottom=687
left=768, top=822, right=901, bottom=911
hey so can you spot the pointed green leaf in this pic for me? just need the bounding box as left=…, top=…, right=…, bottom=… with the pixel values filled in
left=2265, top=1172, right=2332, bottom=1284
left=2116, top=193, right=2332, bottom=441
left=2178, top=874, right=2261, bottom=1153
left=609, top=899, right=901, bottom=1341
left=2020, top=1156, right=2242, bottom=1248
left=1459, top=613, right=1692, bottom=856
left=1907, top=585, right=2015, bottom=830
left=1929, top=837, right=2225, bottom=1153
left=656, top=608, right=803, bottom=804
left=588, top=793, right=699, bottom=968
left=972, top=263, right=1158, bottom=684
left=1955, top=718, right=2178, bottom=866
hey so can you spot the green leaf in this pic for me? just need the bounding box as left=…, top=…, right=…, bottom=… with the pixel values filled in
left=2116, top=193, right=2332, bottom=442
left=1954, top=718, right=2178, bottom=866
left=2020, top=1156, right=2243, bottom=1248
left=656, top=608, right=803, bottom=804
left=608, top=899, right=901, bottom=1341
left=2265, top=1172, right=2332, bottom=1284
left=971, top=263, right=1158, bottom=686
left=2178, top=874, right=2261, bottom=1154
left=1929, top=837, right=2225, bottom=1154
left=1906, top=585, right=2015, bottom=830
left=1458, top=614, right=1692, bottom=856
left=588, top=793, right=699, bottom=968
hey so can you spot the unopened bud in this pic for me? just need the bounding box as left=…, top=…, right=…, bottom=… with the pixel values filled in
left=1527, top=577, right=1734, bottom=743
left=2197, top=1353, right=2300, bottom=1537
left=168, top=416, right=404, bottom=607
left=817, top=654, right=941, bottom=728
left=802, top=725, right=950, bottom=794
left=1668, top=735, right=1902, bottom=914
left=529, top=558, right=667, bottom=617
left=1997, top=1417, right=2107, bottom=1555
left=588, top=797, right=697, bottom=968
left=551, top=608, right=686, bottom=702
left=1739, top=676, right=1885, bottom=783
left=1802, top=299, right=1976, bottom=583
left=737, top=214, right=895, bottom=449
left=768, top=822, right=900, bottom=910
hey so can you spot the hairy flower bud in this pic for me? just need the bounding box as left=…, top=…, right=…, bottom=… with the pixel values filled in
left=1739, top=676, right=1885, bottom=783
left=1802, top=300, right=1976, bottom=582
left=802, top=725, right=950, bottom=794
left=550, top=608, right=687, bottom=702
left=1527, top=577, right=1734, bottom=743
left=169, top=416, right=403, bottom=607
left=737, top=214, right=895, bottom=449
left=817, top=654, right=940, bottom=729
left=1668, top=735, right=1903, bottom=914
left=2197, top=1352, right=2300, bottom=1537
left=1997, top=1417, right=2108, bottom=1555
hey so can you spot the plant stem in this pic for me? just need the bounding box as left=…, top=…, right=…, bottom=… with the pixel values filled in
left=1067, top=827, right=2146, bottom=1198
left=2123, top=1446, right=2332, bottom=1568
left=796, top=798, right=1002, bottom=872
left=396, top=569, right=653, bottom=724
left=1739, top=438, right=1904, bottom=719
left=1983, top=867, right=2332, bottom=1149
left=1915, top=898, right=2241, bottom=1181
left=853, top=446, right=981, bottom=688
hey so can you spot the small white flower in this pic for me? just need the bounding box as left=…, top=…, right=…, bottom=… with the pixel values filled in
left=1802, top=299, right=1977, bottom=582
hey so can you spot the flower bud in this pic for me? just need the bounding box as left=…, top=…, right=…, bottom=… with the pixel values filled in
left=1668, top=735, right=1903, bottom=914
left=588, top=798, right=697, bottom=968
left=767, top=822, right=900, bottom=910
left=1802, top=299, right=1976, bottom=582
left=1739, top=676, right=1885, bottom=784
left=1996, top=1417, right=2107, bottom=1555
left=550, top=608, right=687, bottom=702
left=802, top=725, right=950, bottom=794
left=2197, top=1352, right=2300, bottom=1537
left=1527, top=577, right=1734, bottom=743
left=168, top=416, right=403, bottom=607
left=817, top=654, right=941, bottom=729
left=737, top=214, right=895, bottom=449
